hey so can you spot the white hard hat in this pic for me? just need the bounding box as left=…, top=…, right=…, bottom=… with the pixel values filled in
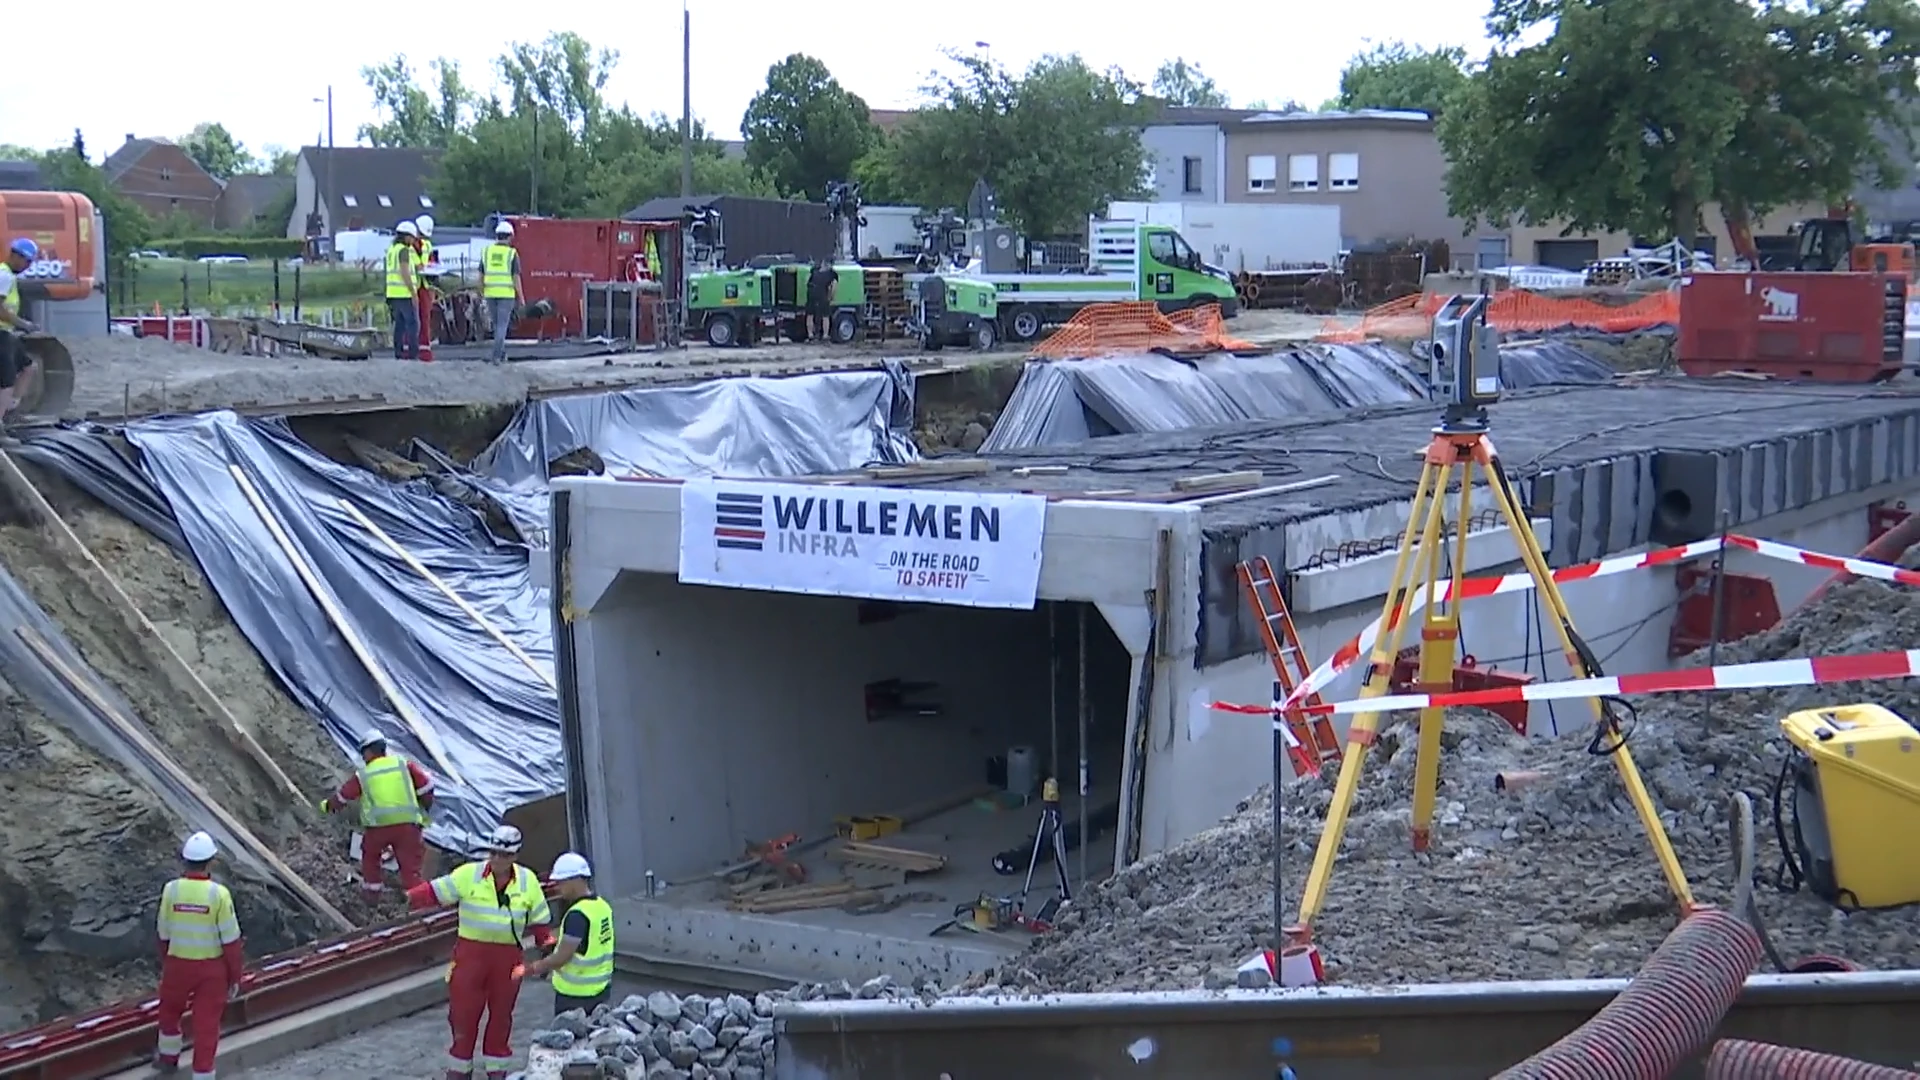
left=493, top=220, right=515, bottom=237
left=550, top=852, right=592, bottom=881
left=396, top=221, right=419, bottom=237
left=414, top=215, right=435, bottom=238
left=357, top=729, right=387, bottom=751
left=182, top=832, right=218, bottom=862
left=483, top=824, right=524, bottom=855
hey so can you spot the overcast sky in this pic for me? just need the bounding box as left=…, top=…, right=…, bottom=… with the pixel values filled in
left=7, top=0, right=1492, bottom=162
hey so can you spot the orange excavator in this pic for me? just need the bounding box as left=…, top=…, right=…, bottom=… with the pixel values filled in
left=0, top=189, right=85, bottom=417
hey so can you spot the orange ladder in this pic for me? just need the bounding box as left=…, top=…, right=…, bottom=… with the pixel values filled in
left=1236, top=557, right=1342, bottom=776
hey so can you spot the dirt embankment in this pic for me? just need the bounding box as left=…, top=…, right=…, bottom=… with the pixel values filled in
left=0, top=466, right=359, bottom=1027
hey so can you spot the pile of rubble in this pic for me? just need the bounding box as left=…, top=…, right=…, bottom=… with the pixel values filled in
left=956, top=569, right=1920, bottom=995
left=521, top=979, right=935, bottom=1080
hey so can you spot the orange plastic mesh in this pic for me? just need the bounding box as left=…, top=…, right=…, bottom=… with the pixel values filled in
left=1031, top=301, right=1255, bottom=358
left=1316, top=288, right=1681, bottom=343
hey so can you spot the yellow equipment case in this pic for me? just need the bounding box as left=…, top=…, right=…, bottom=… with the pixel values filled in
left=1776, top=704, right=1920, bottom=910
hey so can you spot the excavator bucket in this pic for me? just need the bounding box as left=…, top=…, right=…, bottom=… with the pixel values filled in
left=16, top=334, right=75, bottom=418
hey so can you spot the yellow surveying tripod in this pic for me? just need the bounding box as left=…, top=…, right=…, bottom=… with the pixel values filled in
left=1294, top=295, right=1695, bottom=932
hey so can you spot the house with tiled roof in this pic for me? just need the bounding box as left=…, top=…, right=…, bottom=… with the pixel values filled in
left=286, top=146, right=440, bottom=243
left=104, top=135, right=222, bottom=227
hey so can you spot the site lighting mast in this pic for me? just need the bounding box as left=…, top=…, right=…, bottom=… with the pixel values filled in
left=681, top=1, right=694, bottom=199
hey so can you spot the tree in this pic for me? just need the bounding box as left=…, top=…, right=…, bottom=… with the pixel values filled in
left=181, top=122, right=253, bottom=180
left=1246, top=99, right=1306, bottom=114
left=497, top=33, right=615, bottom=136
left=261, top=146, right=299, bottom=177
left=32, top=149, right=153, bottom=259
left=877, top=52, right=1149, bottom=237
left=1335, top=42, right=1469, bottom=117
left=70, top=129, right=86, bottom=161
left=1152, top=58, right=1230, bottom=108
left=741, top=54, right=878, bottom=199
left=359, top=56, right=470, bottom=148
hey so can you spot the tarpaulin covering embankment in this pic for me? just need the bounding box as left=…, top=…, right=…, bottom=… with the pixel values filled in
left=22, top=414, right=562, bottom=853
left=981, top=341, right=1613, bottom=451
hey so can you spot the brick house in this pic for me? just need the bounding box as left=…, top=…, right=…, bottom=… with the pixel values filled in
left=104, top=136, right=222, bottom=227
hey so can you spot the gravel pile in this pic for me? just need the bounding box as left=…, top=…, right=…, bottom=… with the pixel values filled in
left=956, top=569, right=1920, bottom=994
left=520, top=979, right=936, bottom=1080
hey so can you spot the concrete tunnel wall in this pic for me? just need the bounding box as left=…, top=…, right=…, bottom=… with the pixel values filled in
left=550, top=477, right=1188, bottom=900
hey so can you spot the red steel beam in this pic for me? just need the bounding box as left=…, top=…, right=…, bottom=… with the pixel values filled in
left=0, top=907, right=461, bottom=1080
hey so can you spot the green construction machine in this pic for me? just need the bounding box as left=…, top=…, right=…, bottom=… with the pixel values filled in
left=908, top=274, right=999, bottom=351
left=683, top=182, right=872, bottom=348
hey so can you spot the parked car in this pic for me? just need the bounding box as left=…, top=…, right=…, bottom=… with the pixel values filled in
left=196, top=255, right=248, bottom=265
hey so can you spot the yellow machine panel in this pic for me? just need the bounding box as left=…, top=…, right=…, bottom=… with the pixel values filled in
left=1778, top=704, right=1920, bottom=910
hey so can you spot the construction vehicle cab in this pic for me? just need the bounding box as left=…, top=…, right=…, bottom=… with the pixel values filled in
left=1793, top=214, right=1917, bottom=277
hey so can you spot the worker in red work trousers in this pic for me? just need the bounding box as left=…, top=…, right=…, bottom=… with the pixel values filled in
left=153, top=831, right=246, bottom=1080
left=409, top=824, right=553, bottom=1080
left=320, top=729, right=434, bottom=897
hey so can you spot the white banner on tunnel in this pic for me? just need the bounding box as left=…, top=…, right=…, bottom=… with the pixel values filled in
left=677, top=479, right=1047, bottom=609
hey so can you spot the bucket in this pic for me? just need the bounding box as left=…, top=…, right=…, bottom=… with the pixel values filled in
left=1006, top=745, right=1038, bottom=797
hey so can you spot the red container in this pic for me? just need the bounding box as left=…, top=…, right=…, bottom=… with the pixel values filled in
left=1677, top=271, right=1905, bottom=383
left=110, top=316, right=208, bottom=348
left=500, top=218, right=679, bottom=339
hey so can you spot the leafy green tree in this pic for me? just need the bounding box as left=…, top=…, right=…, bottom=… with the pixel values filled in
left=497, top=32, right=615, bottom=136
left=261, top=145, right=299, bottom=177
left=1334, top=43, right=1469, bottom=118
left=1440, top=0, right=1918, bottom=244
left=70, top=129, right=86, bottom=161
left=879, top=52, right=1149, bottom=237
left=742, top=54, right=878, bottom=199
left=359, top=56, right=470, bottom=148
left=181, top=122, right=254, bottom=180
left=1152, top=59, right=1230, bottom=108
left=1245, top=99, right=1306, bottom=114
left=433, top=106, right=597, bottom=219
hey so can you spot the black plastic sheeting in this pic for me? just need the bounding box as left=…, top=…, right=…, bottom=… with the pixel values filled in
left=471, top=362, right=919, bottom=536
left=107, top=412, right=563, bottom=854
left=12, top=425, right=188, bottom=555
left=980, top=341, right=1616, bottom=451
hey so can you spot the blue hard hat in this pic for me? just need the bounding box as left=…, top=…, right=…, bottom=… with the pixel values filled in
left=8, top=238, right=37, bottom=260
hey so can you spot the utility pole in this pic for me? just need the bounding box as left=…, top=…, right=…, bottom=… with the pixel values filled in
left=531, top=108, right=541, bottom=215
left=680, top=2, right=693, bottom=199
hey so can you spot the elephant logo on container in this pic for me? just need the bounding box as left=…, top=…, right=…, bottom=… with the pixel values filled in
left=1759, top=286, right=1800, bottom=322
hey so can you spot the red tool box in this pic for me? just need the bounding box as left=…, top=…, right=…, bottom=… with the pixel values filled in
left=1677, top=271, right=1906, bottom=383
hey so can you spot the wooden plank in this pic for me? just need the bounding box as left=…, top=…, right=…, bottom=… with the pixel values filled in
left=227, top=464, right=465, bottom=787
left=0, top=451, right=312, bottom=808
left=18, top=625, right=354, bottom=932
left=337, top=497, right=556, bottom=692
left=1172, top=470, right=1264, bottom=493
left=865, top=459, right=993, bottom=480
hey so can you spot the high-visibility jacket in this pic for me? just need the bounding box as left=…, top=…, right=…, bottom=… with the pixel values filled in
left=430, top=861, right=550, bottom=945
left=3, top=274, right=18, bottom=324
left=384, top=243, right=413, bottom=299
left=551, top=895, right=614, bottom=998
left=158, top=877, right=241, bottom=961
left=482, top=244, right=516, bottom=299
left=356, top=753, right=425, bottom=827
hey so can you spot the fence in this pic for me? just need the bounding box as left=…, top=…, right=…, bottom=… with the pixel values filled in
left=112, top=257, right=387, bottom=324
left=1316, top=288, right=1682, bottom=343
left=1031, top=301, right=1256, bottom=358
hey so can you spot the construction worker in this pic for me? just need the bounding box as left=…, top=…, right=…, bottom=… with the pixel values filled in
left=805, top=257, right=839, bottom=342
left=481, top=221, right=522, bottom=366
left=414, top=215, right=438, bottom=274
left=523, top=852, right=613, bottom=1016
left=320, top=729, right=434, bottom=897
left=386, top=222, right=421, bottom=360
left=153, top=831, right=245, bottom=1080
left=0, top=237, right=40, bottom=419
left=408, top=824, right=553, bottom=1080
left=413, top=215, right=439, bottom=359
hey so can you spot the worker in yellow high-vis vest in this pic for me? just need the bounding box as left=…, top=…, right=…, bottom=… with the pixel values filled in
left=153, top=832, right=246, bottom=1080
left=0, top=237, right=41, bottom=419
left=320, top=729, right=435, bottom=897
left=481, top=221, right=523, bottom=365
left=523, top=852, right=614, bottom=1016
left=386, top=222, right=421, bottom=360
left=409, top=825, right=552, bottom=1080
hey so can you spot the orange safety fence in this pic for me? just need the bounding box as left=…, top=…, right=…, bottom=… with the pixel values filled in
left=1032, top=301, right=1256, bottom=358
left=1316, top=288, right=1681, bottom=343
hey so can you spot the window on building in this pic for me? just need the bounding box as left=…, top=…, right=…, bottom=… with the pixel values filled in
left=1288, top=154, right=1319, bottom=192
left=1182, top=156, right=1203, bottom=194
left=343, top=194, right=359, bottom=208
left=378, top=194, right=393, bottom=208
left=1247, top=154, right=1277, bottom=194
left=159, top=167, right=173, bottom=182
left=1329, top=153, right=1360, bottom=191
left=419, top=194, right=435, bottom=208
left=1476, top=236, right=1510, bottom=270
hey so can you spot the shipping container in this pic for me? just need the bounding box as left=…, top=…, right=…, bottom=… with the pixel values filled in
left=501, top=217, right=679, bottom=338
left=1677, top=270, right=1906, bottom=382
left=1106, top=201, right=1342, bottom=272
left=624, top=195, right=837, bottom=266
left=855, top=206, right=923, bottom=260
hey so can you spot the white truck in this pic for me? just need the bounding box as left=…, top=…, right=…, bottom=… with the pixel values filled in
left=1106, top=201, right=1342, bottom=273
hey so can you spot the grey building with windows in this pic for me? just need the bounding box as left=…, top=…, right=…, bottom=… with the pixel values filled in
left=1139, top=106, right=1261, bottom=205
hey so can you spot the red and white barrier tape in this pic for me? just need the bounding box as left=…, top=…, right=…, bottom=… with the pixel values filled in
left=1725, top=534, right=1920, bottom=588
left=1214, top=647, right=1920, bottom=718
left=1273, top=537, right=1727, bottom=715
